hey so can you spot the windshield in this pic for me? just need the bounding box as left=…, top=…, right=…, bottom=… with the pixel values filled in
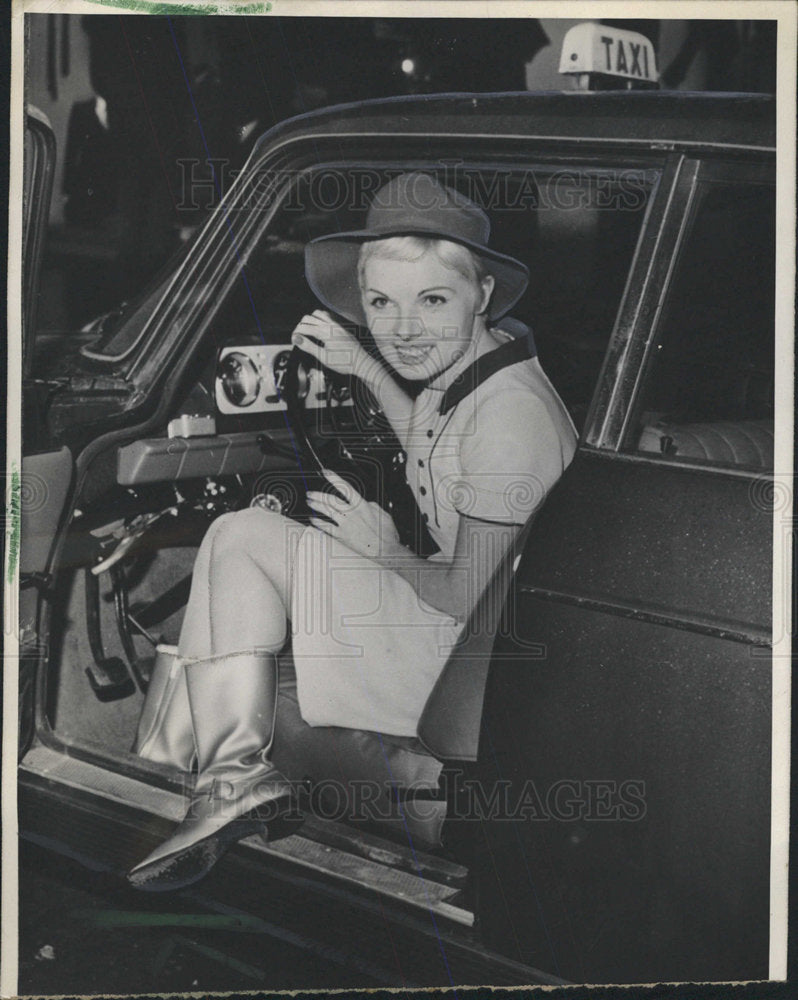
left=78, top=233, right=196, bottom=362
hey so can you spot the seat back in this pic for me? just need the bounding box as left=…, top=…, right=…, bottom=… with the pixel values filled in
left=417, top=516, right=536, bottom=761
left=637, top=418, right=773, bottom=469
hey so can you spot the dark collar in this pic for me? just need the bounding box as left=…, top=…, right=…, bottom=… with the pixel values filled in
left=438, top=335, right=534, bottom=415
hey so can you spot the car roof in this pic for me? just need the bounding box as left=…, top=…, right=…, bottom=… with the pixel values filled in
left=250, top=91, right=776, bottom=165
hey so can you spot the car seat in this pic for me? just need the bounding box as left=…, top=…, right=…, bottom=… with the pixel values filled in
left=636, top=418, right=773, bottom=469
left=269, top=520, right=530, bottom=853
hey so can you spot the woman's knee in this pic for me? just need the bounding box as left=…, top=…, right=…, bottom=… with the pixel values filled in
left=225, top=507, right=293, bottom=546
left=201, top=510, right=238, bottom=546
left=202, top=508, right=275, bottom=552
left=205, top=507, right=298, bottom=565
left=199, top=507, right=301, bottom=602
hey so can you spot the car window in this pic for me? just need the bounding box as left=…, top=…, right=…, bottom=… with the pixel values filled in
left=207, top=164, right=656, bottom=430
left=624, top=180, right=775, bottom=471
left=76, top=236, right=195, bottom=361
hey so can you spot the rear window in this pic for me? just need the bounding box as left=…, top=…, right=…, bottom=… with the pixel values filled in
left=624, top=179, right=775, bottom=471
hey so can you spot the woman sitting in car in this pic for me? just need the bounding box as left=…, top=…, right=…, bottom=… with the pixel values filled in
left=127, top=171, right=577, bottom=890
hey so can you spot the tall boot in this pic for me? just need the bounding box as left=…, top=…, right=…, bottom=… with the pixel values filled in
left=126, top=650, right=301, bottom=892
left=132, top=645, right=195, bottom=771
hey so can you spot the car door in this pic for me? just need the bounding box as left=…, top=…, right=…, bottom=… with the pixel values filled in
left=17, top=109, right=75, bottom=756
left=473, top=155, right=776, bottom=985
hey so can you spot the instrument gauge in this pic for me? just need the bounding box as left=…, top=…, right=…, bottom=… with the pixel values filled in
left=219, top=351, right=261, bottom=407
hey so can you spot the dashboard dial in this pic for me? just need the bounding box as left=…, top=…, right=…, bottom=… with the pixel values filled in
left=218, top=351, right=261, bottom=407
left=274, top=350, right=309, bottom=401
left=215, top=343, right=352, bottom=414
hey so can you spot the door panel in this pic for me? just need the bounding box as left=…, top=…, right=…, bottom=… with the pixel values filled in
left=473, top=449, right=772, bottom=983
left=18, top=447, right=74, bottom=757
left=475, top=596, right=770, bottom=984
left=20, top=447, right=73, bottom=576
left=514, top=451, right=772, bottom=634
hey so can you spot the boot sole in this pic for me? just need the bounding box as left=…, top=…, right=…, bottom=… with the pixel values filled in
left=126, top=802, right=305, bottom=893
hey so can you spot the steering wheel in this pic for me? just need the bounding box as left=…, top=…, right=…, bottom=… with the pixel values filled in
left=280, top=346, right=439, bottom=556
left=280, top=345, right=327, bottom=476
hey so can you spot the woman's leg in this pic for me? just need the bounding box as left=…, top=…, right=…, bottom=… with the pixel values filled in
left=177, top=507, right=303, bottom=659
left=128, top=508, right=305, bottom=890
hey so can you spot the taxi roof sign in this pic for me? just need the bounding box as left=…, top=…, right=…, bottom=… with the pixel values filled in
left=559, top=23, right=659, bottom=86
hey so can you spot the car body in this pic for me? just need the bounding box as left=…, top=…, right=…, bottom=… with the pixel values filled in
left=17, top=87, right=777, bottom=987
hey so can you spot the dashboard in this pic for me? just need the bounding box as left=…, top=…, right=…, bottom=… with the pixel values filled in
left=116, top=343, right=353, bottom=487
left=215, top=343, right=352, bottom=415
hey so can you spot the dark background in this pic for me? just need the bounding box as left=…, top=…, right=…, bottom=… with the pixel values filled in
left=25, top=15, right=777, bottom=331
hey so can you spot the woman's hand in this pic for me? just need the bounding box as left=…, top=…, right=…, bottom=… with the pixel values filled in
left=292, top=310, right=416, bottom=443
left=291, top=310, right=372, bottom=378
left=306, top=470, right=403, bottom=561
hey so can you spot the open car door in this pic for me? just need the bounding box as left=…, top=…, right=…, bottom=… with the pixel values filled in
left=472, top=156, right=776, bottom=984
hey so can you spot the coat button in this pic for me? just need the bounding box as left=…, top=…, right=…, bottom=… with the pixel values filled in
left=422, top=512, right=429, bottom=522
left=418, top=459, right=424, bottom=467
left=426, top=429, right=433, bottom=438
left=419, top=486, right=427, bottom=496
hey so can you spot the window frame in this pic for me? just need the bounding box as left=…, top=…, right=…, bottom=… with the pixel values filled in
left=616, top=157, right=775, bottom=474
left=23, top=109, right=56, bottom=378
left=585, top=154, right=776, bottom=477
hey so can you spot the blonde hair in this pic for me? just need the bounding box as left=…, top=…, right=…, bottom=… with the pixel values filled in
left=357, top=236, right=489, bottom=292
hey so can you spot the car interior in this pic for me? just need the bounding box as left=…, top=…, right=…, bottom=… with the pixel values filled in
left=37, top=160, right=735, bottom=911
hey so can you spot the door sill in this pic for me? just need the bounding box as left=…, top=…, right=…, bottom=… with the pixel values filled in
left=19, top=743, right=473, bottom=926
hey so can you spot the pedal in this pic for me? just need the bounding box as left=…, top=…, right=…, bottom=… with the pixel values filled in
left=84, top=568, right=136, bottom=702
left=85, top=655, right=136, bottom=703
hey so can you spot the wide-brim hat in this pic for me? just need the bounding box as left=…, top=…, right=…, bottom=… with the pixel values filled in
left=304, top=172, right=529, bottom=325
